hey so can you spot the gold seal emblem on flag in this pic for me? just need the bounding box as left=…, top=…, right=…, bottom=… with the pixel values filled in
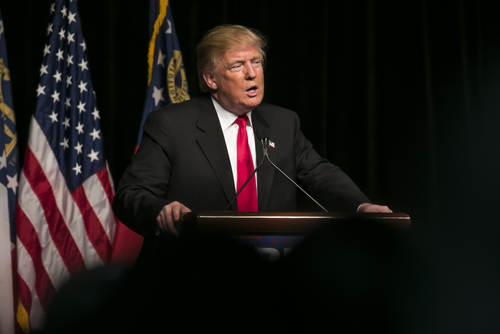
left=0, top=58, right=17, bottom=158
left=167, top=50, right=190, bottom=104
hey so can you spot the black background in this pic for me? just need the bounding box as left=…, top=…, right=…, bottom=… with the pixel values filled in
left=2, top=0, right=500, bottom=331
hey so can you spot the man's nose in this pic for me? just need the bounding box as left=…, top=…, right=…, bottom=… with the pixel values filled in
left=244, top=64, right=256, bottom=79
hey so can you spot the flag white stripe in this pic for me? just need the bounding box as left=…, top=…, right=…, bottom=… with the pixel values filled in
left=106, top=163, right=116, bottom=195
left=16, top=238, right=36, bottom=295
left=29, top=294, right=45, bottom=331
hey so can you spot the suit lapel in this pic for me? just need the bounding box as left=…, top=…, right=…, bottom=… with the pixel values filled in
left=195, top=96, right=238, bottom=211
left=252, top=107, right=276, bottom=211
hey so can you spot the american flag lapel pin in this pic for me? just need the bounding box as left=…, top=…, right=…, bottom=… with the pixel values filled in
left=269, top=140, right=275, bottom=148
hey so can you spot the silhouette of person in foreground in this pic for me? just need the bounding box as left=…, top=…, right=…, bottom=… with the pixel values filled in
left=37, top=219, right=412, bottom=334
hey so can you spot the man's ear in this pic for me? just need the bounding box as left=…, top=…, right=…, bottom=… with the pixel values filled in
left=203, top=72, right=217, bottom=91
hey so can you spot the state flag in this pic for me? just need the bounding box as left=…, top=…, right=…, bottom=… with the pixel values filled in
left=0, top=9, right=20, bottom=334
left=110, top=0, right=189, bottom=266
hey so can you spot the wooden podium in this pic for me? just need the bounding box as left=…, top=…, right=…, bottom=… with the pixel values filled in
left=185, top=211, right=411, bottom=236
left=182, top=212, right=411, bottom=260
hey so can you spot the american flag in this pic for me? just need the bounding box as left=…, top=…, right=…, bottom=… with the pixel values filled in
left=0, top=9, right=20, bottom=334
left=110, top=0, right=189, bottom=265
left=16, top=0, right=116, bottom=330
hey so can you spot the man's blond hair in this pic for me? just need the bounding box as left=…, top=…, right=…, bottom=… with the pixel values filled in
left=196, top=25, right=268, bottom=92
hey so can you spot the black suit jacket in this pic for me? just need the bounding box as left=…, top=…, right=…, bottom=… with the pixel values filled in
left=112, top=95, right=370, bottom=237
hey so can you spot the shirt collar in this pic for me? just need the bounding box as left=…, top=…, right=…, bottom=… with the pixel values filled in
left=211, top=96, right=253, bottom=131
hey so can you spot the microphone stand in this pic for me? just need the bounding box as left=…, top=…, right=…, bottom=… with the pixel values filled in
left=225, top=129, right=328, bottom=213
left=261, top=135, right=328, bottom=213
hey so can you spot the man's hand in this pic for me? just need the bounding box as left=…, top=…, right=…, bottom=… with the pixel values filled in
left=156, top=201, right=192, bottom=237
left=357, top=203, right=393, bottom=213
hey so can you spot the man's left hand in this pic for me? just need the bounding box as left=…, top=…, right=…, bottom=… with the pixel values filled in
left=357, top=203, right=393, bottom=213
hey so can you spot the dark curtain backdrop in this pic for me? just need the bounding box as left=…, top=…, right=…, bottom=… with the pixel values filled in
left=2, top=0, right=500, bottom=332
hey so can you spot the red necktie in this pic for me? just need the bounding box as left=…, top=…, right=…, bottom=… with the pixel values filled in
left=235, top=115, right=257, bottom=211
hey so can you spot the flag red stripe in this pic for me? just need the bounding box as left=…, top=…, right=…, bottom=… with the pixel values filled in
left=16, top=204, right=56, bottom=312
left=71, top=186, right=111, bottom=262
left=17, top=273, right=32, bottom=322
left=23, top=147, right=85, bottom=274
left=96, top=167, right=114, bottom=204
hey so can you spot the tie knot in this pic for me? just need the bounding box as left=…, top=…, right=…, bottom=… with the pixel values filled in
left=235, top=115, right=249, bottom=128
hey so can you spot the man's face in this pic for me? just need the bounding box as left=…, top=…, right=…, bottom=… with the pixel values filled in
left=205, top=45, right=265, bottom=116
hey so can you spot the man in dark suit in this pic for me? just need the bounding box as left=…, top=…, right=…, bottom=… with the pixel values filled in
left=112, top=25, right=391, bottom=240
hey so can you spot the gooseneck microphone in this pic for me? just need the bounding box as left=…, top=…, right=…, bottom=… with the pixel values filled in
left=224, top=128, right=328, bottom=213
left=224, top=146, right=266, bottom=212
left=257, top=128, right=328, bottom=213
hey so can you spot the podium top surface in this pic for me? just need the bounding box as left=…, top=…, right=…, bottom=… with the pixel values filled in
left=191, top=212, right=411, bottom=236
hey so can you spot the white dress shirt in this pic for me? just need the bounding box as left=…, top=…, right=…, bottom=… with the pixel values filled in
left=211, top=96, right=257, bottom=192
